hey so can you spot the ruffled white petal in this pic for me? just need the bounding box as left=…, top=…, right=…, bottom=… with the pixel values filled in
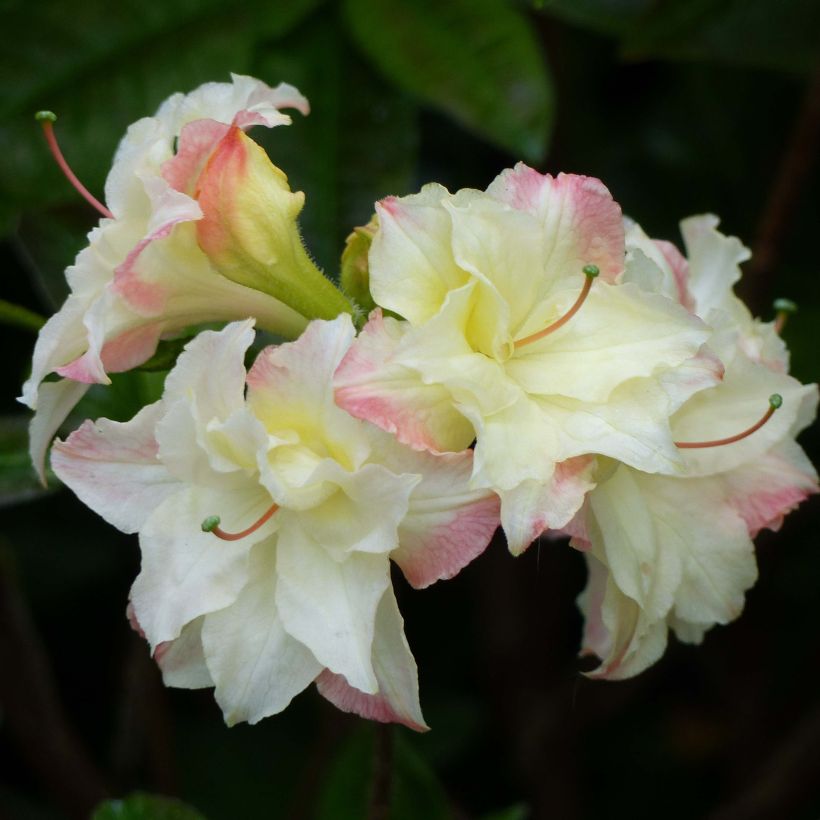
left=51, top=402, right=177, bottom=533
left=201, top=542, right=322, bottom=726
left=275, top=521, right=390, bottom=694
left=130, top=483, right=274, bottom=648
left=316, top=586, right=428, bottom=731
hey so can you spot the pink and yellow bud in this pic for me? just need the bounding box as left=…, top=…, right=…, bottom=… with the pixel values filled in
left=195, top=126, right=352, bottom=321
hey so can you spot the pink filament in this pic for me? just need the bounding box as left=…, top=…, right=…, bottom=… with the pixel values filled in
left=40, top=119, right=114, bottom=219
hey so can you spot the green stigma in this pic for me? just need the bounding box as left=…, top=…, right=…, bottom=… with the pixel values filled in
left=773, top=298, right=797, bottom=314
left=35, top=110, right=57, bottom=123
left=769, top=393, right=783, bottom=409
left=582, top=264, right=600, bottom=278
left=201, top=515, right=221, bottom=533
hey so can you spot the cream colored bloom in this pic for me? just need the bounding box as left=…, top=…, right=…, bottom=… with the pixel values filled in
left=336, top=165, right=719, bottom=554
left=52, top=317, right=499, bottom=727
left=23, top=74, right=351, bottom=478
left=572, top=216, right=818, bottom=679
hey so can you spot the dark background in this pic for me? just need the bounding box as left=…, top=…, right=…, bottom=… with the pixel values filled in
left=1, top=1, right=819, bottom=818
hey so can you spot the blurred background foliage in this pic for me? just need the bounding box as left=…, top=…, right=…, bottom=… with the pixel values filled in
left=1, top=0, right=819, bottom=818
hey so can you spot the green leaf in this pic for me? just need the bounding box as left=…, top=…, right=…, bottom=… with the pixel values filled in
left=537, top=0, right=653, bottom=36
left=0, top=298, right=45, bottom=333
left=0, top=0, right=322, bottom=228
left=314, top=727, right=373, bottom=820
left=91, top=792, right=206, bottom=820
left=342, top=0, right=553, bottom=162
left=481, top=804, right=530, bottom=820
left=539, top=0, right=820, bottom=73
left=621, top=0, right=820, bottom=73
left=72, top=369, right=167, bottom=425
left=315, top=726, right=453, bottom=820
left=0, top=416, right=58, bottom=508
left=390, top=732, right=452, bottom=820
left=253, top=14, right=419, bottom=275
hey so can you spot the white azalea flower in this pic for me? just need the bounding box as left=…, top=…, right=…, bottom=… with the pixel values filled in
left=52, top=317, right=499, bottom=727
left=23, top=74, right=352, bottom=479
left=572, top=217, right=818, bottom=679
left=335, top=164, right=719, bottom=554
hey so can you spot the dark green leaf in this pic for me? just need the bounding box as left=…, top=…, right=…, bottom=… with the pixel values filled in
left=91, top=792, right=206, bottom=820
left=539, top=0, right=820, bottom=73
left=342, top=0, right=553, bottom=162
left=71, top=370, right=167, bottom=425
left=481, top=804, right=530, bottom=820
left=0, top=298, right=45, bottom=333
left=315, top=726, right=453, bottom=820
left=391, top=732, right=452, bottom=820
left=137, top=334, right=198, bottom=372
left=537, top=0, right=653, bottom=36
left=621, top=0, right=820, bottom=73
left=314, top=727, right=373, bottom=820
left=254, top=15, right=419, bottom=275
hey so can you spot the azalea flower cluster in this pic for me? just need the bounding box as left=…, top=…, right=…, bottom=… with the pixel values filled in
left=24, top=75, right=817, bottom=728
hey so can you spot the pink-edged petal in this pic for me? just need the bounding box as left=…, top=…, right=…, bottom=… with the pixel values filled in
left=577, top=553, right=669, bottom=681
left=155, top=616, right=213, bottom=690
left=130, top=482, right=273, bottom=648
left=374, top=446, right=500, bottom=588
left=57, top=322, right=164, bottom=383
left=499, top=456, right=596, bottom=556
left=485, top=164, right=625, bottom=283
left=201, top=542, right=322, bottom=726
left=111, top=175, right=203, bottom=316
left=334, top=309, right=475, bottom=453
left=20, top=295, right=92, bottom=408
left=316, top=587, right=428, bottom=731
left=100, top=323, right=165, bottom=372
left=28, top=379, right=91, bottom=483
left=654, top=239, right=695, bottom=312
left=248, top=314, right=355, bottom=411
left=51, top=402, right=178, bottom=533
left=722, top=440, right=818, bottom=536
left=158, top=73, right=308, bottom=134
left=162, top=119, right=231, bottom=195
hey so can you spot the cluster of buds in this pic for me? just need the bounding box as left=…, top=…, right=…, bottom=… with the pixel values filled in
left=25, top=75, right=817, bottom=728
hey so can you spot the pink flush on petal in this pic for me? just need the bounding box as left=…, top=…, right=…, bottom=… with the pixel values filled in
left=395, top=492, right=501, bottom=589
left=315, top=669, right=428, bottom=732
left=490, top=165, right=625, bottom=284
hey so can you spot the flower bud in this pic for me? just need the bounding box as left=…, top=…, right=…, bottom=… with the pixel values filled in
left=196, top=126, right=352, bottom=321
left=340, top=215, right=379, bottom=315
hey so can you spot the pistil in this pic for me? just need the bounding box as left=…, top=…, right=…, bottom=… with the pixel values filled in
left=514, top=265, right=600, bottom=350
left=36, top=111, right=115, bottom=219
left=201, top=502, right=279, bottom=541
left=675, top=394, right=782, bottom=449
left=773, top=298, right=797, bottom=335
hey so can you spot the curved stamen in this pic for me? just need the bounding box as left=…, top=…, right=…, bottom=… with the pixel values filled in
left=36, top=111, right=114, bottom=219
left=514, top=265, right=600, bottom=350
left=675, top=394, right=782, bottom=449
left=201, top=502, right=279, bottom=541
left=773, top=298, right=797, bottom=335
